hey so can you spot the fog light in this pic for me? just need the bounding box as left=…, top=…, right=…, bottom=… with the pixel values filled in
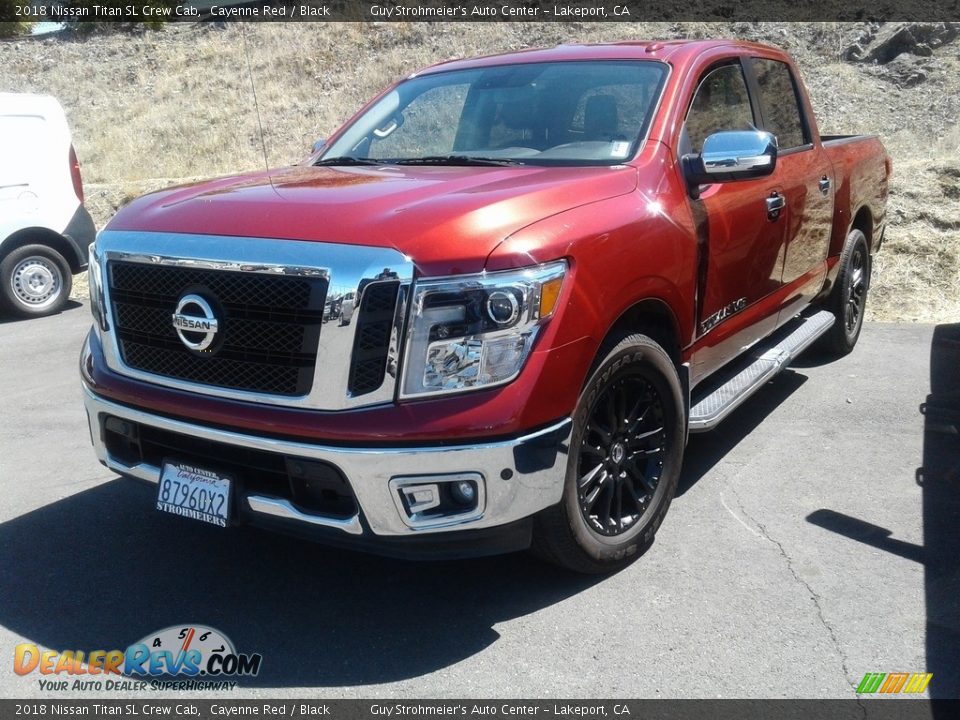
left=389, top=473, right=485, bottom=529
left=452, top=480, right=476, bottom=505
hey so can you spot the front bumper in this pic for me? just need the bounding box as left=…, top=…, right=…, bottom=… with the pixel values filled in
left=82, top=384, right=572, bottom=558
left=62, top=203, right=96, bottom=271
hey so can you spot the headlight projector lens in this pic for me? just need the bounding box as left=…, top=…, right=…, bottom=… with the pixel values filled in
left=486, top=290, right=519, bottom=326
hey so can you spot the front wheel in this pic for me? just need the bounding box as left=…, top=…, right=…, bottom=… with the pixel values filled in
left=0, top=244, right=73, bottom=318
left=533, top=333, right=685, bottom=574
left=822, top=229, right=870, bottom=356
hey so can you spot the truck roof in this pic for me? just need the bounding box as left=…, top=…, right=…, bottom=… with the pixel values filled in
left=414, top=39, right=788, bottom=77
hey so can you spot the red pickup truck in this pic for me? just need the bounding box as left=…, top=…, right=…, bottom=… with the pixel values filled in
left=80, top=40, right=890, bottom=573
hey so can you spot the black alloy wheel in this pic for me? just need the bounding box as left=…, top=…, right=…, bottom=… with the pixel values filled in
left=533, top=333, right=685, bottom=574
left=823, top=228, right=871, bottom=356
left=577, top=374, right=667, bottom=537
left=844, top=242, right=867, bottom=337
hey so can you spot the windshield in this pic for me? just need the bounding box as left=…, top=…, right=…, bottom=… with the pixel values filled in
left=321, top=60, right=668, bottom=166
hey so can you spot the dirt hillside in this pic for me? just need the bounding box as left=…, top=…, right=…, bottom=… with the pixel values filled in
left=1, top=21, right=957, bottom=322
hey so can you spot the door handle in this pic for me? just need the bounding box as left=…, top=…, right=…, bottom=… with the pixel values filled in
left=819, top=176, right=831, bottom=195
left=766, top=192, right=785, bottom=221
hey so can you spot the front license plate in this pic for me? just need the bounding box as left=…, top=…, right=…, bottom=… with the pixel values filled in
left=157, top=461, right=231, bottom=527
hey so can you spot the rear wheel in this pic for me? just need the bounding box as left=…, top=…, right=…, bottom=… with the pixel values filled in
left=823, top=229, right=870, bottom=355
left=533, top=333, right=685, bottom=574
left=0, top=244, right=73, bottom=318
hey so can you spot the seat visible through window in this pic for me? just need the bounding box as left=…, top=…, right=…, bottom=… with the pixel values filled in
left=583, top=95, right=619, bottom=141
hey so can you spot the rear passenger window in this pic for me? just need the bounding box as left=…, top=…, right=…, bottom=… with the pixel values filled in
left=683, top=64, right=756, bottom=154
left=751, top=59, right=808, bottom=150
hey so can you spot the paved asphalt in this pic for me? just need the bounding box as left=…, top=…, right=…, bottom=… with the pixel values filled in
left=0, top=301, right=957, bottom=700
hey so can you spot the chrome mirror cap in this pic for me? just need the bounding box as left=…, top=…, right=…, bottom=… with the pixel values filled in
left=702, top=130, right=778, bottom=175
left=682, top=129, right=778, bottom=196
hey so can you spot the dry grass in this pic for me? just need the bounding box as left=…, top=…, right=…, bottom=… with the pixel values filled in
left=2, top=22, right=957, bottom=322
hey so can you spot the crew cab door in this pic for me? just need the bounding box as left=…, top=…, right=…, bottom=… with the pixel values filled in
left=681, top=60, right=785, bottom=378
left=745, top=57, right=833, bottom=322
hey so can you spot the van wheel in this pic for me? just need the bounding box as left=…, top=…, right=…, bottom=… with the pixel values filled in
left=0, top=244, right=73, bottom=318
left=533, top=334, right=685, bottom=574
left=822, top=229, right=870, bottom=356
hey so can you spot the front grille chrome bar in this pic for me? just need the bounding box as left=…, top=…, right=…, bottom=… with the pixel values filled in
left=247, top=495, right=364, bottom=535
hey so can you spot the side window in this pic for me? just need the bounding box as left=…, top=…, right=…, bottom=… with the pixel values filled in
left=751, top=59, right=807, bottom=150
left=683, top=64, right=755, bottom=154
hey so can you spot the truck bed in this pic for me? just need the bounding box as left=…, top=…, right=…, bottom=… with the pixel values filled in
left=822, top=134, right=890, bottom=257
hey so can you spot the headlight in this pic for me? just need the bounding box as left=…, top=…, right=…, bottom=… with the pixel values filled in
left=400, top=260, right=567, bottom=398
left=88, top=242, right=108, bottom=332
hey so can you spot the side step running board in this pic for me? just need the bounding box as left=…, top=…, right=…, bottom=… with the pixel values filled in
left=688, top=310, right=835, bottom=432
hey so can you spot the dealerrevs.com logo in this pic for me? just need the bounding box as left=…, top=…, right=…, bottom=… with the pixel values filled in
left=14, top=625, right=262, bottom=691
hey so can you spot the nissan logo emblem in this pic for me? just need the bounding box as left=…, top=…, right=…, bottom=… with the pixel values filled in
left=171, top=294, right=219, bottom=351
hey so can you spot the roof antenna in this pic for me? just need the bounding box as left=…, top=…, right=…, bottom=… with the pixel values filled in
left=239, top=24, right=278, bottom=195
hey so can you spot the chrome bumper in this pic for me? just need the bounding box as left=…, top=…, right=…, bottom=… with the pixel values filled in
left=82, top=385, right=571, bottom=538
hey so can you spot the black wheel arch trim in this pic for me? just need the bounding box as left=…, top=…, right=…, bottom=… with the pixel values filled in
left=0, top=205, right=95, bottom=274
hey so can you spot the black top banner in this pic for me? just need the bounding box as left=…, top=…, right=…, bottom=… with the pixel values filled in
left=12, top=1, right=960, bottom=23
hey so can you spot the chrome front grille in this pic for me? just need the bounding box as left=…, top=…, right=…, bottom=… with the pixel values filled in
left=109, top=261, right=326, bottom=396
left=94, top=231, right=414, bottom=410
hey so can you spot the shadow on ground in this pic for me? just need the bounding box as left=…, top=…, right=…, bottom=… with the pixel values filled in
left=805, top=323, right=960, bottom=703
left=677, top=369, right=808, bottom=496
left=0, top=479, right=603, bottom=688
left=0, top=300, right=83, bottom=325
left=922, top=323, right=960, bottom=701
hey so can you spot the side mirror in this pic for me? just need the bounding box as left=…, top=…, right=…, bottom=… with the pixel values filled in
left=312, top=138, right=327, bottom=154
left=683, top=130, right=777, bottom=196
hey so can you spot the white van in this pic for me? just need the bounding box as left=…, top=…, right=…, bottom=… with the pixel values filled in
left=0, top=93, right=95, bottom=317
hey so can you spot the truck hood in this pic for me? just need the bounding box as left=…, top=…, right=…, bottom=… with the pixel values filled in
left=107, top=164, right=638, bottom=275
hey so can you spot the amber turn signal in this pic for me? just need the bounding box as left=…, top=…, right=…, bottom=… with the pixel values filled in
left=539, top=276, right=563, bottom=318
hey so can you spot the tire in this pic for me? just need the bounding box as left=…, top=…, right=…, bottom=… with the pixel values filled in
left=822, top=229, right=870, bottom=356
left=533, top=333, right=686, bottom=574
left=0, top=244, right=73, bottom=318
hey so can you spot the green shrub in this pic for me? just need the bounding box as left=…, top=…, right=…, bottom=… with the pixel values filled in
left=0, top=1, right=36, bottom=39
left=61, top=0, right=182, bottom=33
left=0, top=22, right=36, bottom=39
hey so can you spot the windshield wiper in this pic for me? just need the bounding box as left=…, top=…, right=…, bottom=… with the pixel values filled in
left=314, top=156, right=387, bottom=166
left=393, top=155, right=524, bottom=167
